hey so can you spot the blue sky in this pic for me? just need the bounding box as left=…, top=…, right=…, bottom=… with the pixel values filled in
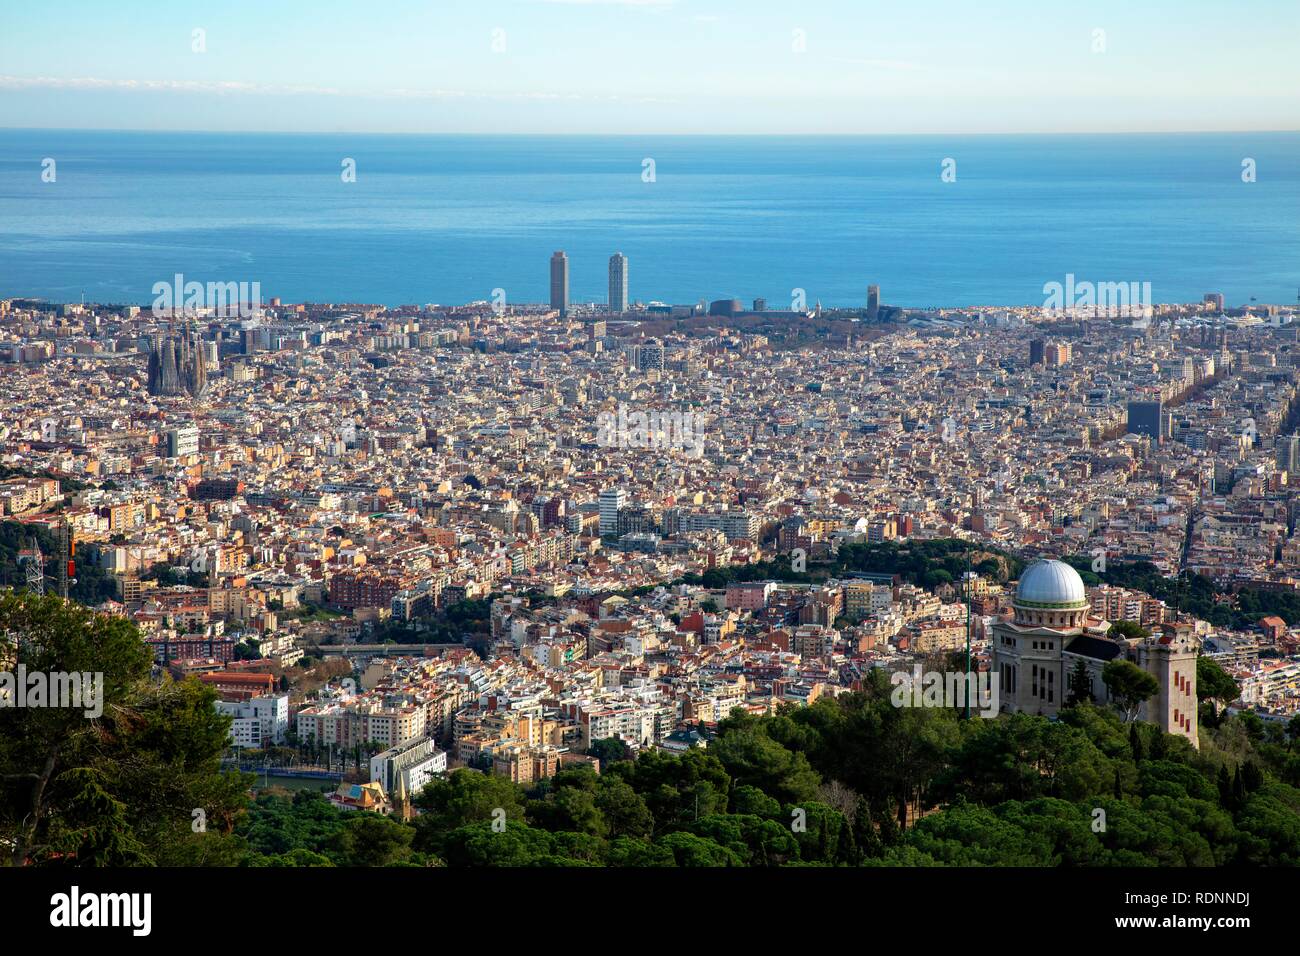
left=1, top=0, right=1295, bottom=133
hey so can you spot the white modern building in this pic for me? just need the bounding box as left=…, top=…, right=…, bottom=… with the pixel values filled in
left=217, top=694, right=289, bottom=748
left=369, top=735, right=447, bottom=796
left=599, top=487, right=626, bottom=539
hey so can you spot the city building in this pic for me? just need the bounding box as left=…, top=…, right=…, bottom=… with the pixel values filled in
left=991, top=559, right=1197, bottom=746
left=608, top=252, right=629, bottom=313
left=369, top=735, right=447, bottom=796
left=167, top=424, right=200, bottom=458
left=216, top=694, right=289, bottom=748
left=1126, top=399, right=1165, bottom=441
left=550, top=251, right=569, bottom=316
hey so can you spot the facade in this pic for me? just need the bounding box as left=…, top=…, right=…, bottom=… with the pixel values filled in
left=1126, top=400, right=1164, bottom=441
left=167, top=424, right=200, bottom=458
left=608, top=252, right=629, bottom=313
left=1276, top=435, right=1300, bottom=475
left=991, top=559, right=1198, bottom=747
left=599, top=487, right=626, bottom=539
left=632, top=338, right=664, bottom=372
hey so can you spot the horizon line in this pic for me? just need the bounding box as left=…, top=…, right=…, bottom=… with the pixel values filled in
left=4, top=125, right=1299, bottom=138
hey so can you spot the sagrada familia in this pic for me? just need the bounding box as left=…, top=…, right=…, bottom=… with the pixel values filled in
left=147, top=328, right=208, bottom=398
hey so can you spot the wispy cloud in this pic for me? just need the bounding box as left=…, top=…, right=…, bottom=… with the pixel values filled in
left=0, top=74, right=675, bottom=104
left=0, top=75, right=341, bottom=95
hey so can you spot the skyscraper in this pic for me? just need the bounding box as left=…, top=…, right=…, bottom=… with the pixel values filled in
left=1029, top=338, right=1046, bottom=366
left=608, top=252, right=629, bottom=314
left=866, top=285, right=880, bottom=321
left=550, top=251, right=569, bottom=316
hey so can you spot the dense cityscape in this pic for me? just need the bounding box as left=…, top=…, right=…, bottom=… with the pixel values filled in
left=2, top=4, right=1297, bottom=936
left=2, top=267, right=1299, bottom=880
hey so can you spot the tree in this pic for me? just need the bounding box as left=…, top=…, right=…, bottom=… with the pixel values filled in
left=1107, top=620, right=1151, bottom=642
left=0, top=593, right=147, bottom=865
left=529, top=787, right=606, bottom=838
left=656, top=831, right=743, bottom=867
left=411, top=769, right=525, bottom=854
left=708, top=728, right=821, bottom=804
left=1102, top=660, right=1159, bottom=723
left=594, top=777, right=654, bottom=839
left=326, top=813, right=414, bottom=867
left=1066, top=660, right=1094, bottom=707
left=1196, top=656, right=1240, bottom=720
left=587, top=736, right=632, bottom=769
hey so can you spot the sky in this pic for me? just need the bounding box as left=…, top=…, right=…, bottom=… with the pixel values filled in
left=0, top=0, right=1296, bottom=134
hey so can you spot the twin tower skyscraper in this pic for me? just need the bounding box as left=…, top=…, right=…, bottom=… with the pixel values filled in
left=550, top=251, right=628, bottom=317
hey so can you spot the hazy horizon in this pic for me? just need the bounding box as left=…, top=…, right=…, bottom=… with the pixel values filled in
left=2, top=0, right=1296, bottom=135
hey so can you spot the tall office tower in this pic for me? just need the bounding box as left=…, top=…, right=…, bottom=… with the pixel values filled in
left=608, top=252, right=629, bottom=314
left=599, top=487, right=627, bottom=539
left=753, top=297, right=767, bottom=312
left=550, top=251, right=569, bottom=316
left=1127, top=400, right=1164, bottom=441
left=866, top=285, right=880, bottom=321
left=1277, top=435, right=1300, bottom=474
left=1204, top=292, right=1225, bottom=312
left=1029, top=338, right=1046, bottom=366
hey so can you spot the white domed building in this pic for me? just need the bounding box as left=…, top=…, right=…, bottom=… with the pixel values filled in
left=990, top=558, right=1198, bottom=745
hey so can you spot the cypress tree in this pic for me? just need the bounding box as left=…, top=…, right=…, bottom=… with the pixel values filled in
left=1129, top=723, right=1145, bottom=762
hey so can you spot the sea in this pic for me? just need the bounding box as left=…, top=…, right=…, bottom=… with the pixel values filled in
left=1, top=129, right=1297, bottom=310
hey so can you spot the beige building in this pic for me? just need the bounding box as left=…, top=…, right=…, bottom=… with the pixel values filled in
left=991, top=559, right=1197, bottom=747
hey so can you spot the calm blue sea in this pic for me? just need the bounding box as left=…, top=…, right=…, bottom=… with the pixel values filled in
left=0, top=129, right=1297, bottom=309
